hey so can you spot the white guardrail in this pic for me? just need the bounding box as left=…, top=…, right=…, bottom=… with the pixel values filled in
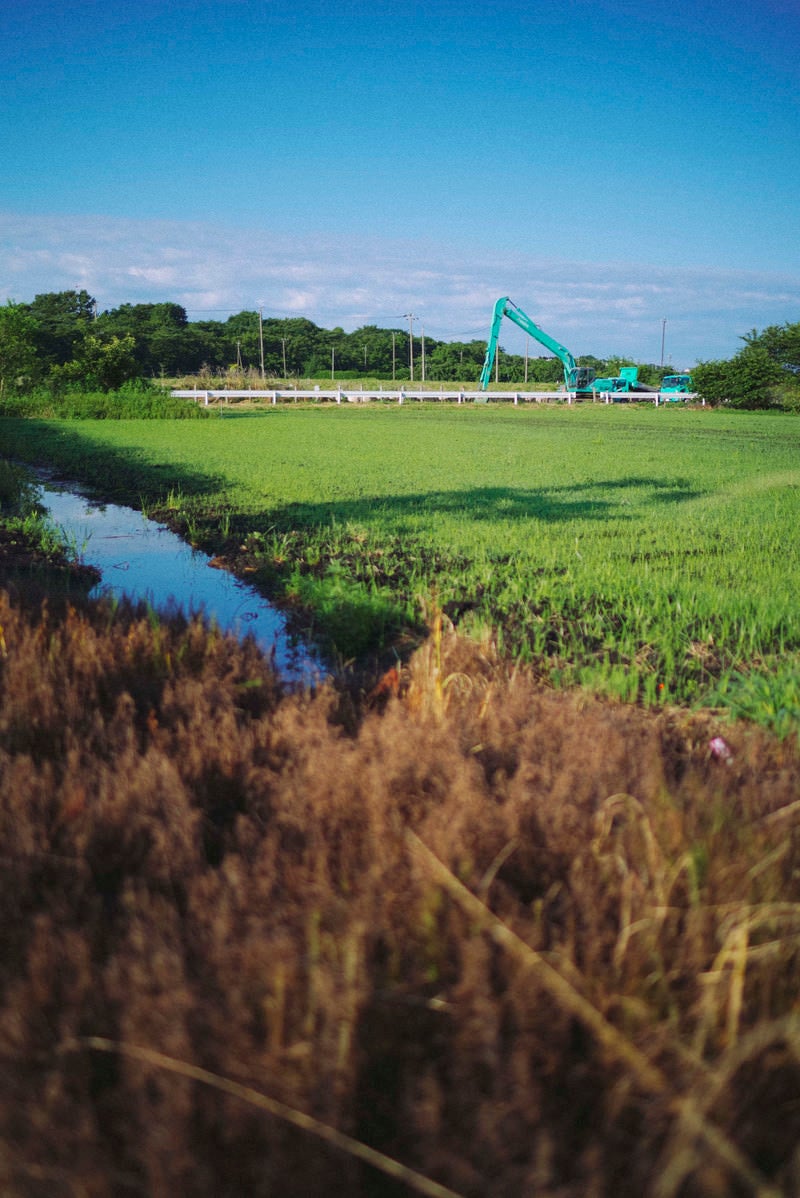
left=172, top=388, right=700, bottom=407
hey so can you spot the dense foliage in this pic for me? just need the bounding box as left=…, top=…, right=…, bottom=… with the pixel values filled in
left=1, top=290, right=676, bottom=393
left=693, top=321, right=800, bottom=409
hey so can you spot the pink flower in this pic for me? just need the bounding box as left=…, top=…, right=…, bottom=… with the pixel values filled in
left=709, top=736, right=733, bottom=763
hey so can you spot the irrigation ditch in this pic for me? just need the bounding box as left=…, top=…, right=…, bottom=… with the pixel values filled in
left=33, top=470, right=324, bottom=687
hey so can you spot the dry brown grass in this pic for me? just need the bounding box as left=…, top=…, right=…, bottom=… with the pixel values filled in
left=0, top=589, right=799, bottom=1196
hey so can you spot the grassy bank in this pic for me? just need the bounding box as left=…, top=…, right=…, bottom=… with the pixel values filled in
left=2, top=403, right=799, bottom=725
left=0, top=460, right=100, bottom=606
left=0, top=383, right=211, bottom=420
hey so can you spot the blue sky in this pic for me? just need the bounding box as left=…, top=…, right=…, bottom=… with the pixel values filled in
left=2, top=0, right=799, bottom=367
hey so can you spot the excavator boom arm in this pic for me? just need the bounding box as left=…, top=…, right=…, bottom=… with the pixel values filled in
left=479, top=296, right=583, bottom=392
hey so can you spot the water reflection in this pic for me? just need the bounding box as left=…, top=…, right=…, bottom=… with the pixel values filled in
left=37, top=483, right=324, bottom=686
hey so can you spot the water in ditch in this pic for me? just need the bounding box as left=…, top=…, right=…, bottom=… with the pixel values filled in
left=36, top=479, right=325, bottom=686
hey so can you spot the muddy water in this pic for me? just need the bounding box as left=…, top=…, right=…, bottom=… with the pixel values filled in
left=36, top=481, right=324, bottom=686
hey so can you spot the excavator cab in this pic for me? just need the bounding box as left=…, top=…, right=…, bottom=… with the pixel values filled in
left=567, top=366, right=596, bottom=393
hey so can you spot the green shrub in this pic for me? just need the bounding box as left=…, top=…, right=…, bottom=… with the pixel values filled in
left=694, top=345, right=785, bottom=408
left=0, top=383, right=209, bottom=419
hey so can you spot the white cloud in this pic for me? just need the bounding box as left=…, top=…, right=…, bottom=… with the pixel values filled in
left=2, top=211, right=799, bottom=366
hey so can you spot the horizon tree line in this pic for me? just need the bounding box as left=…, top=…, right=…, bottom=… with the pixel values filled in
left=1, top=290, right=797, bottom=407
left=0, top=290, right=681, bottom=390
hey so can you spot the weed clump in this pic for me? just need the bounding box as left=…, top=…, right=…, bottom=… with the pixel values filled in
left=0, top=593, right=799, bottom=1197
left=0, top=384, right=209, bottom=419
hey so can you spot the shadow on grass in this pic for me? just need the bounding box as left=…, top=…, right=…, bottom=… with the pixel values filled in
left=0, top=417, right=705, bottom=675
left=0, top=418, right=226, bottom=505
left=207, top=477, right=704, bottom=671
left=0, top=418, right=703, bottom=527
left=222, top=476, right=704, bottom=538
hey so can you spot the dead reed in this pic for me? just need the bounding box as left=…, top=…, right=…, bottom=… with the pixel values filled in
left=0, top=588, right=799, bottom=1196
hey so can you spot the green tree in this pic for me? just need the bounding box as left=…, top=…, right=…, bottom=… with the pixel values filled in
left=742, top=321, right=800, bottom=378
left=427, top=340, right=487, bottom=382
left=343, top=325, right=399, bottom=377
left=525, top=356, right=563, bottom=384
left=602, top=356, right=634, bottom=378
left=25, top=289, right=96, bottom=368
left=691, top=358, right=732, bottom=406
left=98, top=303, right=198, bottom=375
left=0, top=301, right=39, bottom=392
left=637, top=362, right=673, bottom=387
left=263, top=317, right=325, bottom=377
left=224, top=311, right=262, bottom=372
left=694, top=343, right=784, bottom=408
left=50, top=333, right=138, bottom=391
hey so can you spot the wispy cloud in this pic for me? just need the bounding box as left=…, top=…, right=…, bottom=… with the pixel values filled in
left=2, top=212, right=799, bottom=366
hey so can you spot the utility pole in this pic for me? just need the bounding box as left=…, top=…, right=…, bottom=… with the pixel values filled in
left=258, top=306, right=265, bottom=380
left=421, top=325, right=426, bottom=383
left=281, top=337, right=287, bottom=378
left=331, top=347, right=335, bottom=380
left=392, top=332, right=396, bottom=381
left=660, top=318, right=667, bottom=369
left=525, top=336, right=529, bottom=385
left=403, top=313, right=416, bottom=382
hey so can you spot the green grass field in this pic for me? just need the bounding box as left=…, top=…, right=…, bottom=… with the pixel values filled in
left=4, top=402, right=800, bottom=725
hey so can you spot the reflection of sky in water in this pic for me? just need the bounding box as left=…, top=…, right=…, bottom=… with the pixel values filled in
left=38, top=486, right=324, bottom=686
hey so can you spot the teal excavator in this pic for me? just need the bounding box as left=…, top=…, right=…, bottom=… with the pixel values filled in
left=477, top=296, right=596, bottom=401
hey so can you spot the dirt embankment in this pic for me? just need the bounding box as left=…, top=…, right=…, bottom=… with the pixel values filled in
left=0, top=580, right=799, bottom=1197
